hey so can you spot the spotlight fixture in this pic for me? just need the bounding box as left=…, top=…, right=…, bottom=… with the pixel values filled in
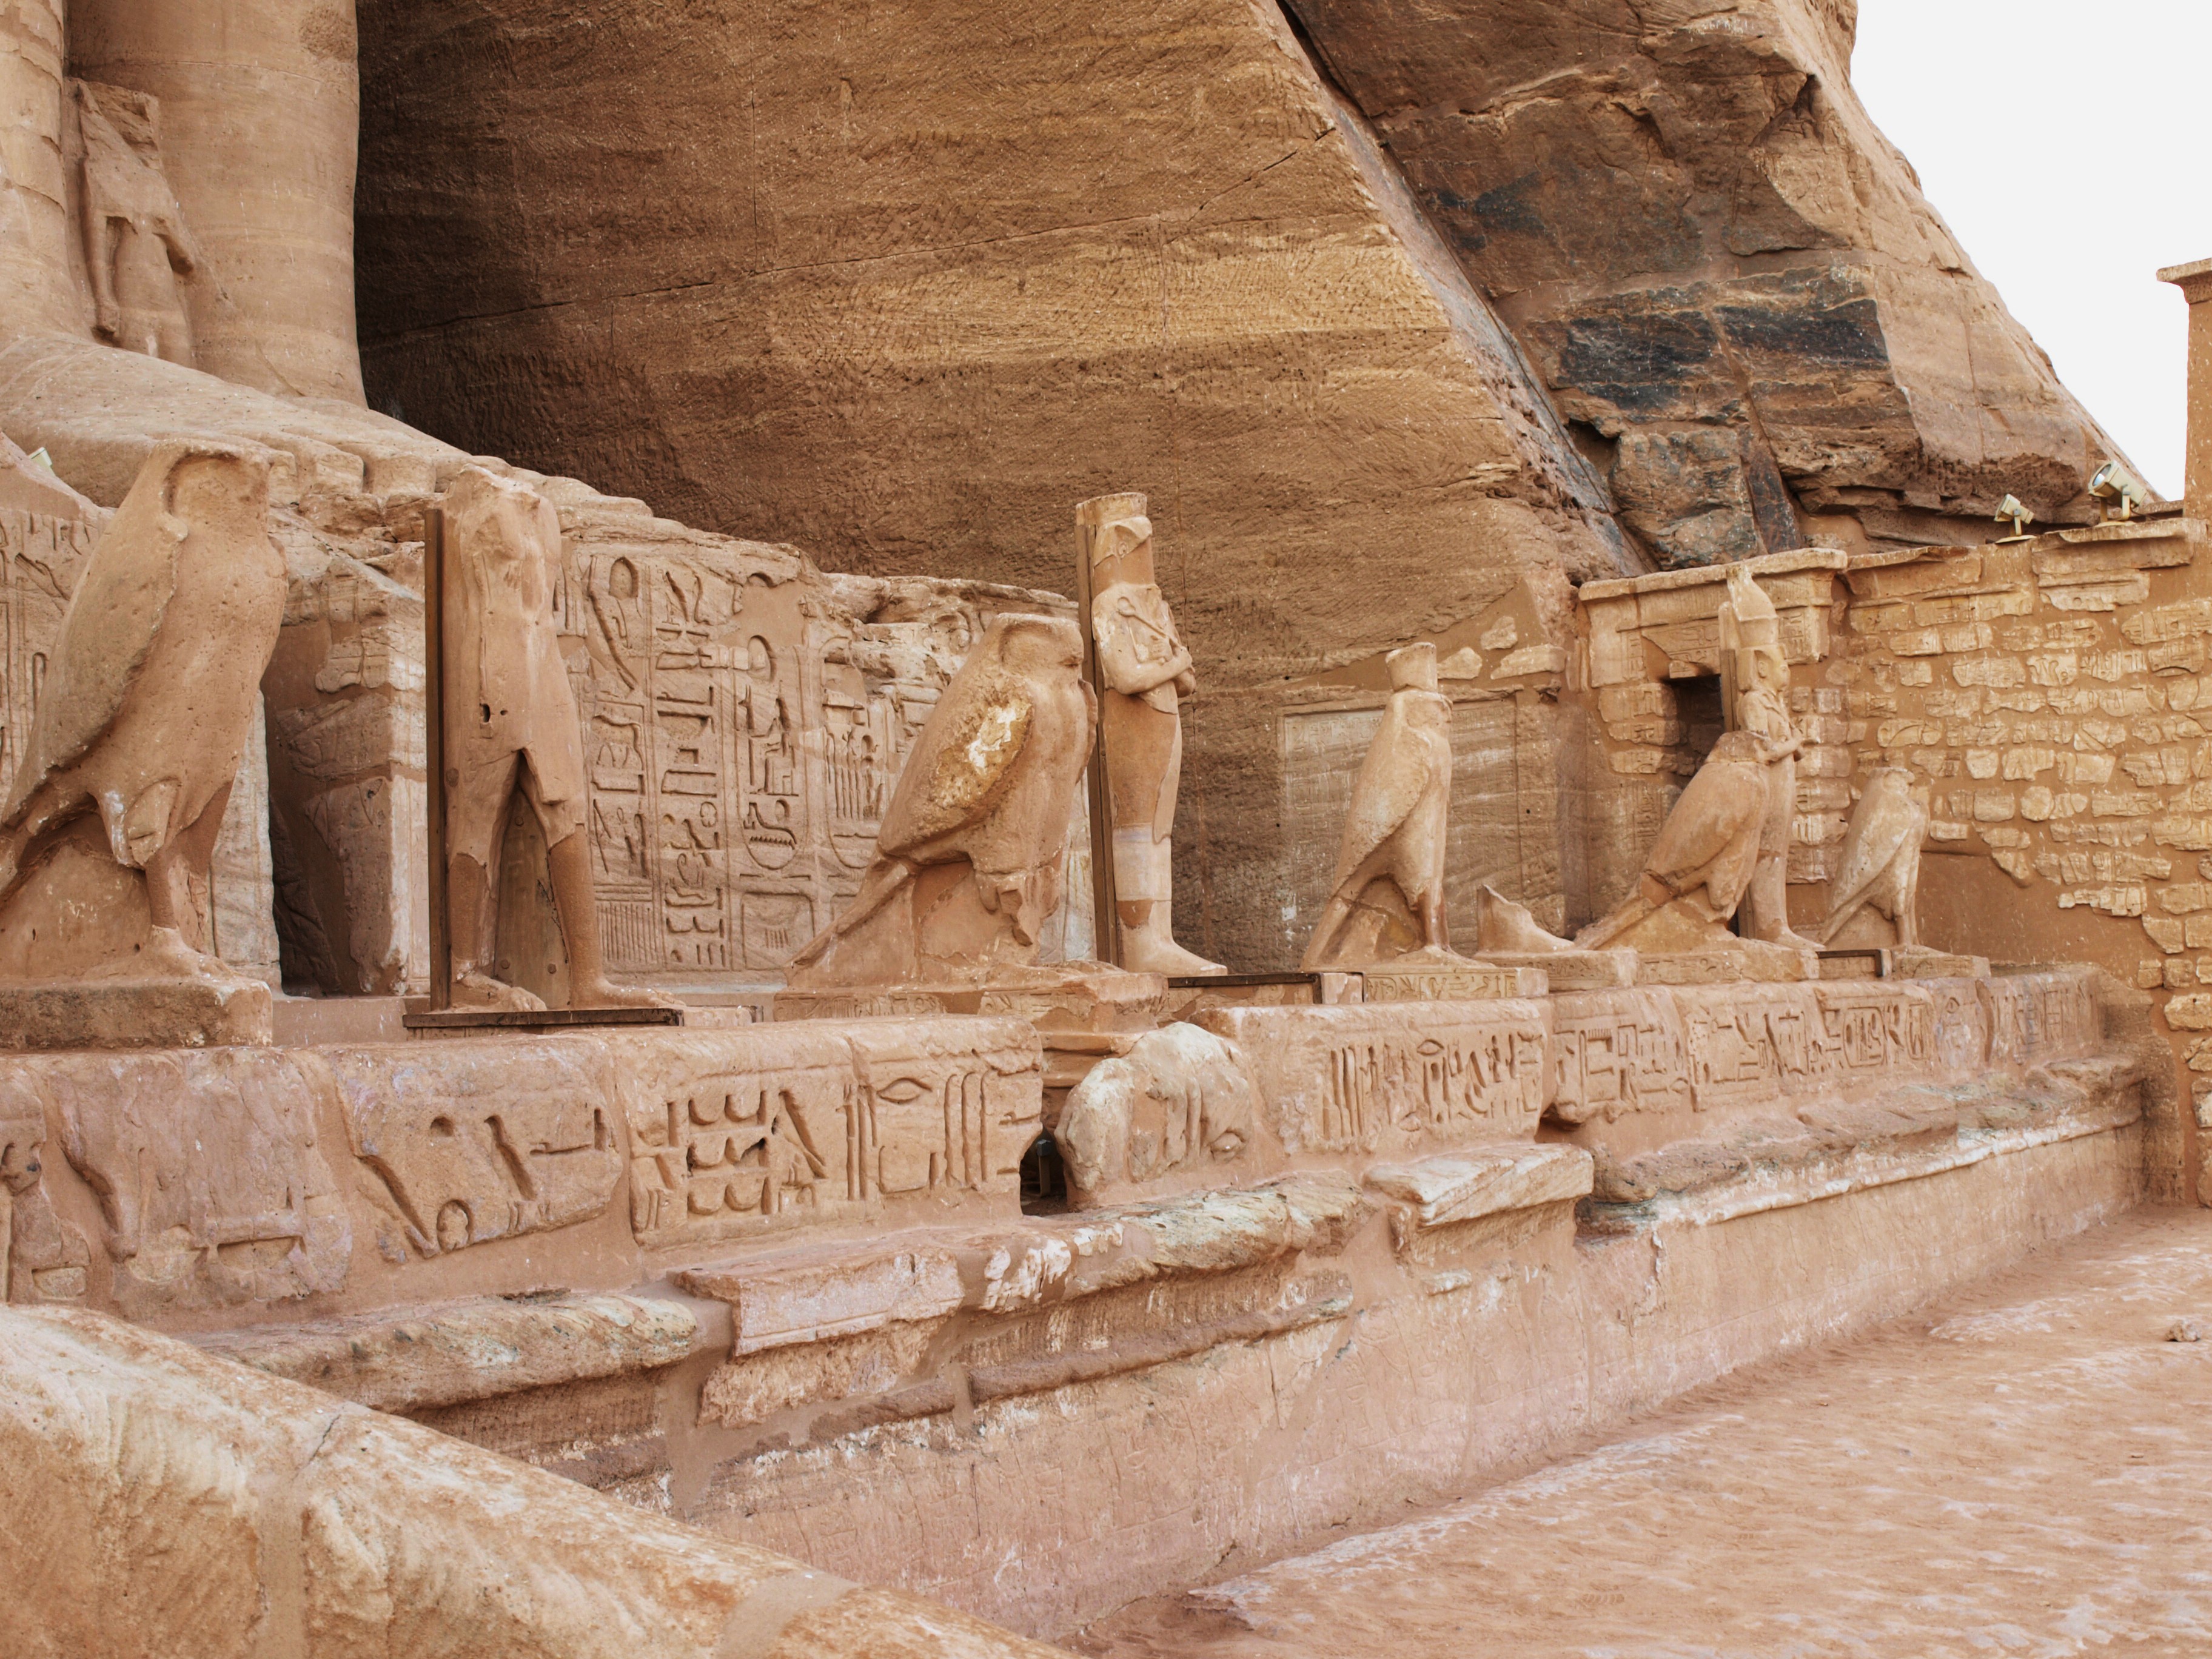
left=1994, top=494, right=2034, bottom=541
left=2088, top=460, right=2149, bottom=522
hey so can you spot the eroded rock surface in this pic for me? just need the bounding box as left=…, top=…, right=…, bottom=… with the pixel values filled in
left=1287, top=0, right=2133, bottom=561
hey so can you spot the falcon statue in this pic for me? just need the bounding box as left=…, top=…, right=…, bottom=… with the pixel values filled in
left=788, top=613, right=1094, bottom=984
left=1820, top=767, right=1927, bottom=946
left=0, top=442, right=283, bottom=975
left=1302, top=643, right=1453, bottom=969
left=1578, top=729, right=1771, bottom=950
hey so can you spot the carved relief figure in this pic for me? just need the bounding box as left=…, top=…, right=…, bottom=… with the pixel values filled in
left=1821, top=767, right=1928, bottom=947
left=75, top=82, right=199, bottom=366
left=1, top=1080, right=89, bottom=1304
left=1723, top=566, right=1820, bottom=950
left=1302, top=643, right=1459, bottom=970
left=786, top=614, right=1093, bottom=985
left=45, top=1048, right=350, bottom=1315
left=1082, top=493, right=1224, bottom=975
left=0, top=444, right=283, bottom=980
left=440, top=468, right=676, bottom=1010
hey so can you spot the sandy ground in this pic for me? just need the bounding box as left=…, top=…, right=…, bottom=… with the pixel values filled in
left=1074, top=1206, right=2212, bottom=1658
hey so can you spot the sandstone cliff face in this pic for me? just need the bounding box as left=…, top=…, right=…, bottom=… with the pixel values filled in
left=355, top=0, right=1625, bottom=666
left=1285, top=0, right=2133, bottom=562
left=355, top=0, right=1643, bottom=965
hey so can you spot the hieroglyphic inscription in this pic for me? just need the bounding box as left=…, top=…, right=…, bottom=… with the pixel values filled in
left=570, top=527, right=982, bottom=982
left=40, top=1049, right=351, bottom=1314
left=323, top=1042, right=623, bottom=1262
left=1982, top=970, right=2100, bottom=1067
left=1200, top=1002, right=1550, bottom=1156
left=1548, top=991, right=1692, bottom=1125
left=1673, top=984, right=1939, bottom=1111
left=613, top=1020, right=1045, bottom=1247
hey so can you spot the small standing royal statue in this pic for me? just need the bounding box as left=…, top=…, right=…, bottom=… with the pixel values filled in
left=1079, top=493, right=1224, bottom=976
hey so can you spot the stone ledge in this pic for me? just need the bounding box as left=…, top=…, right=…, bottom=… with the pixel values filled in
left=0, top=976, right=272, bottom=1050
left=1365, top=1144, right=1595, bottom=1233
left=191, top=1291, right=699, bottom=1413
left=1580, top=1060, right=2145, bottom=1235
left=677, top=1170, right=1369, bottom=1358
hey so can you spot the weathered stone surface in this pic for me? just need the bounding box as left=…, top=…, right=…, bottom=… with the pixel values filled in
left=0, top=1071, right=87, bottom=1304
left=1196, top=999, right=1550, bottom=1155
left=35, top=1047, right=350, bottom=1315
left=0, top=1304, right=1066, bottom=1658
left=195, top=1290, right=699, bottom=1414
left=1059, top=1022, right=1260, bottom=1206
left=1285, top=0, right=2133, bottom=560
left=0, top=974, right=272, bottom=1050
left=1364, top=1142, right=1594, bottom=1231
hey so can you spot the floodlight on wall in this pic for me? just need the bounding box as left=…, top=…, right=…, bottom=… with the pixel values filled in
left=1994, top=494, right=2034, bottom=540
left=2088, top=460, right=2149, bottom=521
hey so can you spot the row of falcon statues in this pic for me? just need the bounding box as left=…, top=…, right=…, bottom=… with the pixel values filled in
left=0, top=445, right=1923, bottom=1001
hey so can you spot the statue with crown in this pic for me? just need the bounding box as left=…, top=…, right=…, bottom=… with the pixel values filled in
left=1481, top=563, right=1823, bottom=974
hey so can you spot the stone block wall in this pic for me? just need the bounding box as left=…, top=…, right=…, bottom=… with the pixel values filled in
left=1577, top=518, right=2205, bottom=1199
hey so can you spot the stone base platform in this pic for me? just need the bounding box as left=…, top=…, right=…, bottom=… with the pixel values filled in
left=2, top=955, right=2161, bottom=1641
left=0, top=974, right=272, bottom=1050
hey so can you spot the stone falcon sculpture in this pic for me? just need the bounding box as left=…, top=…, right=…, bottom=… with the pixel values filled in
left=0, top=441, right=282, bottom=976
left=787, top=612, right=1096, bottom=985
left=1576, top=729, right=1777, bottom=953
left=1820, top=767, right=1928, bottom=947
left=1302, top=642, right=1455, bottom=970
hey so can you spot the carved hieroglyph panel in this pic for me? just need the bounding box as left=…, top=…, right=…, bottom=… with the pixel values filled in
left=609, top=1017, right=1044, bottom=1248
left=321, top=1041, right=623, bottom=1262
left=1669, top=983, right=1940, bottom=1112
left=1982, top=970, right=2099, bottom=1068
left=1198, top=1002, right=1549, bottom=1156
left=38, top=1048, right=350, bottom=1315
left=1548, top=990, right=1693, bottom=1126
left=568, top=527, right=971, bottom=982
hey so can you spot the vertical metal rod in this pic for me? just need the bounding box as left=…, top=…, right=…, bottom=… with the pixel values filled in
left=1074, top=508, right=1121, bottom=967
left=423, top=505, right=451, bottom=1010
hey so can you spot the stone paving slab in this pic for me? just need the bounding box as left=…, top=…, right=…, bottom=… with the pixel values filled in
left=1077, top=1206, right=2212, bottom=1658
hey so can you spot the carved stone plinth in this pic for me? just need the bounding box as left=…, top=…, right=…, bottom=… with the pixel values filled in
left=1629, top=943, right=1818, bottom=985
left=1358, top=960, right=1549, bottom=1002
left=1475, top=950, right=1637, bottom=991
left=774, top=964, right=1165, bottom=1029
left=1894, top=948, right=1991, bottom=980
left=0, top=976, right=272, bottom=1051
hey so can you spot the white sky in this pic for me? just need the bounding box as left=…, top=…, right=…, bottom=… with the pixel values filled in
left=1852, top=0, right=2211, bottom=498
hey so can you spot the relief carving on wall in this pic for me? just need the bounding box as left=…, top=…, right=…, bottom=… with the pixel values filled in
left=39, top=1049, right=350, bottom=1314
left=614, top=1022, right=1044, bottom=1248
left=323, top=1041, right=624, bottom=1262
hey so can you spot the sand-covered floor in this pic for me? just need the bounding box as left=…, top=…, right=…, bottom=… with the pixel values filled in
left=1076, top=1206, right=2212, bottom=1658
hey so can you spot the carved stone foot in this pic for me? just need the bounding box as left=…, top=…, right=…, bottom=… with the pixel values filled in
left=570, top=976, right=683, bottom=1011
left=90, top=925, right=250, bottom=985
left=1121, top=930, right=1226, bottom=976
left=1757, top=928, right=1826, bottom=953
left=451, top=970, right=548, bottom=1012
